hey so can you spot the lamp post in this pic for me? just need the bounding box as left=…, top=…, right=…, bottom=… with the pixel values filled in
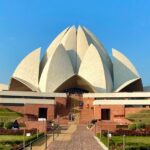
left=45, top=134, right=47, bottom=149
left=51, top=123, right=54, bottom=141
left=23, top=101, right=26, bottom=150
left=123, top=134, right=125, bottom=150
left=95, top=121, right=97, bottom=135
left=107, top=131, right=112, bottom=150
left=45, top=120, right=48, bottom=149
left=99, top=119, right=102, bottom=140
left=23, top=129, right=25, bottom=149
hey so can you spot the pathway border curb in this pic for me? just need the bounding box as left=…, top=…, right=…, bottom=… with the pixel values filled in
left=94, top=136, right=108, bottom=150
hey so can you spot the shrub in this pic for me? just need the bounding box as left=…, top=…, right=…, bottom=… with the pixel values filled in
left=136, top=123, right=145, bottom=129
left=116, top=125, right=128, bottom=129
left=25, top=132, right=44, bottom=145
left=87, top=124, right=93, bottom=128
left=112, top=129, right=150, bottom=136
left=0, top=122, right=4, bottom=128
left=5, top=122, right=13, bottom=129
left=91, top=119, right=97, bottom=124
left=128, top=124, right=136, bottom=130
left=0, top=128, right=37, bottom=135
left=48, top=120, right=53, bottom=124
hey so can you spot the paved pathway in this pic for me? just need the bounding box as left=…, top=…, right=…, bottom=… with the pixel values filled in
left=47, top=125, right=104, bottom=150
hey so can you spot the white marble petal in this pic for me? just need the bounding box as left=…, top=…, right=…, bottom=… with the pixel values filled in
left=113, top=48, right=140, bottom=91
left=11, top=48, right=41, bottom=91
left=61, top=26, right=77, bottom=73
left=83, top=26, right=113, bottom=74
left=79, top=44, right=113, bottom=92
left=77, top=26, right=89, bottom=71
left=39, top=44, right=74, bottom=92
left=40, top=27, right=69, bottom=75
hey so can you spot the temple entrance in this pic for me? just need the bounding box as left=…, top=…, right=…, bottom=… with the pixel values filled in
left=66, top=93, right=83, bottom=122
left=101, top=109, right=110, bottom=120
left=55, top=93, right=94, bottom=124
left=64, top=88, right=88, bottom=115
left=55, top=85, right=94, bottom=124
left=54, top=75, right=95, bottom=93
left=64, top=88, right=88, bottom=94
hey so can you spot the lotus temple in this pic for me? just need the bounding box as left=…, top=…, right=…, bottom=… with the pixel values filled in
left=0, top=26, right=150, bottom=131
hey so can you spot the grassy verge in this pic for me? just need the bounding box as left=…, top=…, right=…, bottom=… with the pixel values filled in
left=97, top=133, right=150, bottom=149
left=0, top=108, right=23, bottom=123
left=0, top=143, right=12, bottom=150
left=126, top=110, right=150, bottom=125
left=0, top=133, right=44, bottom=150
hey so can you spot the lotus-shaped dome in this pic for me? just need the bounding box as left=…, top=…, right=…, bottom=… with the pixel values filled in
left=9, top=26, right=143, bottom=93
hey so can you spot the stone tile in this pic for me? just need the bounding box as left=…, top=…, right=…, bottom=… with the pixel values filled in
left=47, top=125, right=104, bottom=150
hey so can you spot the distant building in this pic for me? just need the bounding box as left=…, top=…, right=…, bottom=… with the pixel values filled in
left=0, top=26, right=150, bottom=131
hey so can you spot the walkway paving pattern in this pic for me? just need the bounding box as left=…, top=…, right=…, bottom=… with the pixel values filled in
left=47, top=125, right=103, bottom=150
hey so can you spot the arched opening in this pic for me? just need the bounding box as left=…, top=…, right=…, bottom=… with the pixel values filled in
left=120, top=79, right=143, bottom=92
left=55, top=75, right=95, bottom=93
left=55, top=75, right=95, bottom=123
left=64, top=88, right=88, bottom=94
left=9, top=78, right=32, bottom=91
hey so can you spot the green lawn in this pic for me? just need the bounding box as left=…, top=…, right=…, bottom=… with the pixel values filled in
left=0, top=108, right=23, bottom=122
left=0, top=144, right=12, bottom=150
left=97, top=133, right=150, bottom=149
left=0, top=135, right=36, bottom=142
left=126, top=110, right=150, bottom=124
left=0, top=134, right=43, bottom=150
left=0, top=109, right=43, bottom=149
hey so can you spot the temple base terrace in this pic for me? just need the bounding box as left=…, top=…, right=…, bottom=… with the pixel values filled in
left=0, top=91, right=150, bottom=132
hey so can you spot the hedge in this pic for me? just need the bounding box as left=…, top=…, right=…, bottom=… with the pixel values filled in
left=0, top=128, right=37, bottom=135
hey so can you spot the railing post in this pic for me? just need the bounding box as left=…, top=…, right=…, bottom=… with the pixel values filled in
left=95, top=122, right=97, bottom=135
left=57, top=127, right=59, bottom=136
left=23, top=129, right=25, bottom=150
left=45, top=134, right=47, bottom=149
left=30, top=142, right=32, bottom=150
left=107, top=130, right=109, bottom=150
left=53, top=129, right=54, bottom=141
left=37, top=129, right=39, bottom=138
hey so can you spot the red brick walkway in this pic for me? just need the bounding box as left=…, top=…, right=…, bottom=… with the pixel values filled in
left=47, top=125, right=104, bottom=150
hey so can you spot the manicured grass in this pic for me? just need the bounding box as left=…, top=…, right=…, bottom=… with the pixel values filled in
left=0, top=133, right=43, bottom=150
left=126, top=110, right=150, bottom=124
left=0, top=135, right=34, bottom=142
left=0, top=108, right=23, bottom=122
left=97, top=133, right=150, bottom=149
left=0, top=144, right=12, bottom=150
left=112, top=136, right=150, bottom=145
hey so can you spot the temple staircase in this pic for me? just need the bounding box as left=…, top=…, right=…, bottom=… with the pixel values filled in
left=79, top=108, right=94, bottom=124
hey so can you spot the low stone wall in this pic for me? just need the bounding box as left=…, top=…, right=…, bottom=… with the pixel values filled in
left=91, top=121, right=117, bottom=133
left=25, top=121, right=47, bottom=132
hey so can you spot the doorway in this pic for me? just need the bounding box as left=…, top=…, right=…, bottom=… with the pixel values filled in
left=101, top=109, right=110, bottom=120
left=38, top=108, right=47, bottom=119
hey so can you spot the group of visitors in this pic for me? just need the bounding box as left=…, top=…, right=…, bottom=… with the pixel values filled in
left=68, top=113, right=75, bottom=121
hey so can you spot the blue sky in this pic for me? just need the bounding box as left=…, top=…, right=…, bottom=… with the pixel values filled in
left=0, top=0, right=150, bottom=86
